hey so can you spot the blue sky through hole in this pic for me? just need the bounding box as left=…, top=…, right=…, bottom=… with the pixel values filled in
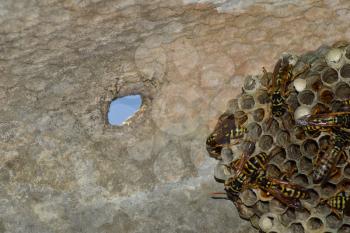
left=108, top=95, right=142, bottom=125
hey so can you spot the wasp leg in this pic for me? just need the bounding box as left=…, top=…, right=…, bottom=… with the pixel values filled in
left=331, top=208, right=343, bottom=220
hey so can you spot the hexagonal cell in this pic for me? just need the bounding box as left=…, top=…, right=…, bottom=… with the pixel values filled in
left=295, top=208, right=310, bottom=220
left=221, top=147, right=233, bottom=163
left=318, top=135, right=331, bottom=151
left=266, top=164, right=281, bottom=178
left=319, top=88, right=335, bottom=104
left=262, top=119, right=280, bottom=135
left=299, top=156, right=312, bottom=173
left=255, top=201, right=270, bottom=216
left=288, top=222, right=304, bottom=233
left=235, top=110, right=249, bottom=125
left=287, top=144, right=301, bottom=161
left=293, top=126, right=307, bottom=141
left=276, top=130, right=290, bottom=147
left=335, top=82, right=350, bottom=99
left=320, top=182, right=337, bottom=197
left=240, top=189, right=258, bottom=207
left=311, top=102, right=330, bottom=115
left=252, top=108, right=265, bottom=122
left=307, top=217, right=323, bottom=231
left=281, top=160, right=297, bottom=177
left=281, top=209, right=296, bottom=226
left=249, top=214, right=260, bottom=229
left=344, top=164, right=350, bottom=177
left=285, top=92, right=299, bottom=111
left=257, top=90, right=270, bottom=104
left=338, top=224, right=350, bottom=233
left=269, top=198, right=287, bottom=214
left=246, top=122, right=262, bottom=141
left=298, top=90, right=315, bottom=105
left=293, top=174, right=309, bottom=187
left=236, top=201, right=256, bottom=220
left=244, top=76, right=258, bottom=92
left=346, top=46, right=350, bottom=59
left=301, top=139, right=319, bottom=157
left=240, top=94, right=255, bottom=110
left=322, top=67, right=339, bottom=85
left=308, top=74, right=323, bottom=92
left=304, top=189, right=319, bottom=206
left=258, top=135, right=273, bottom=151
left=281, top=113, right=295, bottom=131
left=270, top=147, right=286, bottom=165
left=258, top=214, right=274, bottom=232
left=326, top=213, right=342, bottom=229
left=340, top=63, right=350, bottom=78
left=227, top=98, right=240, bottom=111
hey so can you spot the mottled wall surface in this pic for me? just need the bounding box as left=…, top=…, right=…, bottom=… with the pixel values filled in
left=0, top=0, right=349, bottom=232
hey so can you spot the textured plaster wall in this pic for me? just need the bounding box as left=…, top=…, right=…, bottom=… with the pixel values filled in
left=0, top=0, right=350, bottom=232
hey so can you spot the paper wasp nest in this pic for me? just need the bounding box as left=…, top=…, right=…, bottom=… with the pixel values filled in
left=211, top=42, right=350, bottom=233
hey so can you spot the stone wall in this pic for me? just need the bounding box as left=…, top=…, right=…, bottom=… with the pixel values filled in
left=0, top=0, right=349, bottom=232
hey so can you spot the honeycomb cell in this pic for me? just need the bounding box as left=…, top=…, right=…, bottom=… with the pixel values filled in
left=320, top=183, right=337, bottom=197
left=344, top=164, right=350, bottom=177
left=240, top=94, right=255, bottom=110
left=252, top=108, right=265, bottom=122
left=293, top=126, right=307, bottom=140
left=270, top=147, right=286, bottom=165
left=302, top=139, right=319, bottom=157
left=318, top=135, right=331, bottom=151
left=311, top=102, right=330, bottom=115
left=299, top=156, right=312, bottom=173
left=319, top=88, right=335, bottom=104
left=346, top=46, right=350, bottom=59
left=227, top=98, right=239, bottom=111
left=308, top=74, right=323, bottom=92
left=246, top=122, right=262, bottom=141
left=307, top=217, right=323, bottom=231
left=244, top=76, right=258, bottom=92
left=298, top=90, right=315, bottom=105
left=282, top=160, right=297, bottom=177
left=285, top=92, right=299, bottom=111
left=322, top=67, right=339, bottom=85
left=338, top=224, right=350, bottom=233
left=293, top=174, right=309, bottom=187
left=262, top=119, right=279, bottom=135
left=235, top=110, right=248, bottom=125
left=276, top=130, right=290, bottom=147
left=239, top=140, right=256, bottom=155
left=221, top=147, right=233, bottom=163
left=240, top=189, right=258, bottom=207
left=281, top=209, right=296, bottom=226
left=335, top=82, right=350, bottom=99
left=266, top=164, right=281, bottom=178
left=258, top=214, right=274, bottom=232
left=258, top=135, right=273, bottom=151
left=269, top=198, right=287, bottom=214
left=288, top=222, right=304, bottom=233
left=326, top=213, right=342, bottom=229
left=236, top=202, right=255, bottom=220
left=287, top=144, right=301, bottom=160
left=281, top=113, right=295, bottom=131
left=304, top=189, right=319, bottom=206
left=249, top=214, right=260, bottom=229
left=257, top=90, right=270, bottom=104
left=295, top=208, right=310, bottom=220
left=214, top=162, right=230, bottom=181
left=340, top=63, right=350, bottom=79
left=255, top=201, right=270, bottom=216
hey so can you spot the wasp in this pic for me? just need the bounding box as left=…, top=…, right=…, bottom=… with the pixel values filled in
left=264, top=55, right=310, bottom=119
left=313, top=128, right=350, bottom=184
left=206, top=113, right=247, bottom=159
left=320, top=190, right=350, bottom=219
left=253, top=171, right=310, bottom=209
left=295, top=112, right=350, bottom=129
left=224, top=146, right=281, bottom=198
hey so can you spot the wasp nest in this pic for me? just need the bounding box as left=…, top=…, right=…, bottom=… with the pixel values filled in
left=208, top=42, right=350, bottom=233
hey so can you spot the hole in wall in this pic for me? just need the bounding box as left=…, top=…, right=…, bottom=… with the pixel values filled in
left=107, top=95, right=142, bottom=126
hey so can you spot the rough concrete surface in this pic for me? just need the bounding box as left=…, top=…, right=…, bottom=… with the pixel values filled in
left=0, top=0, right=350, bottom=232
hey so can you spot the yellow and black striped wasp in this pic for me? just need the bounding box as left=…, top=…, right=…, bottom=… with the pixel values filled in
left=206, top=112, right=247, bottom=160
left=320, top=190, right=350, bottom=219
left=253, top=171, right=310, bottom=209
left=264, top=55, right=310, bottom=128
left=312, top=127, right=350, bottom=184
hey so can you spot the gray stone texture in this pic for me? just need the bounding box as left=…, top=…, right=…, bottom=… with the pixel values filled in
left=0, top=0, right=350, bottom=232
